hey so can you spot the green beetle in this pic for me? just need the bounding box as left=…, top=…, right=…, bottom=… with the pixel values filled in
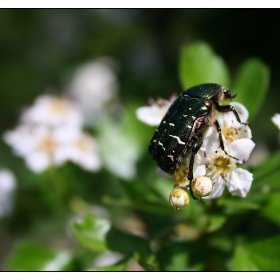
left=149, top=83, right=246, bottom=199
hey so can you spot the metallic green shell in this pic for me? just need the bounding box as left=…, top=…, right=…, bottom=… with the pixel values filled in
left=183, top=83, right=224, bottom=99
left=149, top=94, right=210, bottom=174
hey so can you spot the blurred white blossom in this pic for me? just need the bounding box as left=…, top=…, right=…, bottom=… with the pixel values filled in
left=4, top=124, right=101, bottom=173
left=4, top=92, right=101, bottom=173
left=68, top=58, right=118, bottom=123
left=21, top=95, right=84, bottom=128
left=272, top=113, right=280, bottom=130
left=55, top=130, right=101, bottom=172
left=0, top=169, right=16, bottom=217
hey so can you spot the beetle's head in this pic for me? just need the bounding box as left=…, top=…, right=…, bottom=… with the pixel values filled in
left=222, top=87, right=237, bottom=100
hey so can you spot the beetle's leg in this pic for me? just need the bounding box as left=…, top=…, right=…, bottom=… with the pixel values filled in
left=188, top=141, right=203, bottom=200
left=215, top=120, right=239, bottom=161
left=215, top=104, right=249, bottom=126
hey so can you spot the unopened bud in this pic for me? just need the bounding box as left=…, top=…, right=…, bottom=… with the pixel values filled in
left=191, top=176, right=214, bottom=198
left=169, top=187, right=190, bottom=210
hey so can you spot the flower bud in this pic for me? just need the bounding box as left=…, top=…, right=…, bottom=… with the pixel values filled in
left=191, top=175, right=213, bottom=198
left=169, top=187, right=190, bottom=210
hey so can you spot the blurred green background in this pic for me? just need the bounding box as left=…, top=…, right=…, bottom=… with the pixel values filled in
left=1, top=9, right=279, bottom=148
left=0, top=9, right=280, bottom=271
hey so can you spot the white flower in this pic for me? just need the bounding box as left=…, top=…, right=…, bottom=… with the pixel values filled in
left=196, top=122, right=255, bottom=200
left=0, top=169, right=16, bottom=217
left=216, top=102, right=252, bottom=145
left=138, top=94, right=255, bottom=201
left=67, top=58, right=118, bottom=122
left=55, top=131, right=101, bottom=172
left=4, top=125, right=101, bottom=173
left=21, top=95, right=84, bottom=128
left=272, top=113, right=280, bottom=130
left=136, top=95, right=176, bottom=126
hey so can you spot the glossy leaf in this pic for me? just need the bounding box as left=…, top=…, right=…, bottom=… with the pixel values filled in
left=251, top=150, right=280, bottom=191
left=261, top=193, right=280, bottom=226
left=6, top=242, right=72, bottom=271
left=232, top=236, right=280, bottom=271
left=179, top=42, right=230, bottom=90
left=232, top=58, right=270, bottom=121
left=232, top=246, right=259, bottom=271
left=207, top=214, right=226, bottom=232
left=70, top=214, right=111, bottom=252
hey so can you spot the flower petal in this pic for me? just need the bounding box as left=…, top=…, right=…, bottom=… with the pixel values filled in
left=25, top=152, right=51, bottom=173
left=193, top=165, right=206, bottom=178
left=228, top=138, right=255, bottom=163
left=136, top=106, right=167, bottom=126
left=203, top=179, right=226, bottom=200
left=227, top=168, right=253, bottom=197
left=272, top=113, right=280, bottom=130
left=230, top=102, right=249, bottom=123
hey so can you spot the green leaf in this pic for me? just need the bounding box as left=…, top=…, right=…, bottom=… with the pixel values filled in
left=179, top=42, right=230, bottom=90
left=96, top=103, right=150, bottom=180
left=232, top=245, right=259, bottom=271
left=70, top=214, right=149, bottom=255
left=106, top=226, right=148, bottom=254
left=220, top=198, right=261, bottom=215
left=70, top=214, right=111, bottom=252
left=251, top=151, right=280, bottom=191
left=232, top=58, right=270, bottom=121
left=253, top=151, right=280, bottom=183
left=261, top=193, right=280, bottom=226
left=207, top=214, right=226, bottom=232
left=232, top=236, right=280, bottom=271
left=89, top=257, right=129, bottom=271
left=6, top=241, right=72, bottom=271
left=156, top=242, right=205, bottom=271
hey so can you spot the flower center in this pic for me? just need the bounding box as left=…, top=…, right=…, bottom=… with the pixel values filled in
left=38, top=136, right=56, bottom=152
left=207, top=151, right=236, bottom=179
left=49, top=99, right=68, bottom=116
left=221, top=126, right=239, bottom=144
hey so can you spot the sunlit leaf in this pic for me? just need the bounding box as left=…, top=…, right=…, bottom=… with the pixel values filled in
left=253, top=151, right=280, bottom=182
left=207, top=214, right=226, bottom=232
left=232, top=58, right=270, bottom=121
left=70, top=214, right=111, bottom=252
left=179, top=42, right=230, bottom=90
left=96, top=103, right=151, bottom=180
left=6, top=241, right=72, bottom=271
left=232, top=236, right=280, bottom=271
left=232, top=246, right=259, bottom=271
left=261, top=193, right=280, bottom=226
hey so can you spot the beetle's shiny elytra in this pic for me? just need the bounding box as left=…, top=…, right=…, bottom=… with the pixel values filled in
left=148, top=83, right=246, bottom=199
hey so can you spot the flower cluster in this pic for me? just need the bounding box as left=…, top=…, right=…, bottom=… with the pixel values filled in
left=67, top=58, right=118, bottom=125
left=4, top=95, right=101, bottom=173
left=4, top=57, right=120, bottom=176
left=137, top=96, right=255, bottom=209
